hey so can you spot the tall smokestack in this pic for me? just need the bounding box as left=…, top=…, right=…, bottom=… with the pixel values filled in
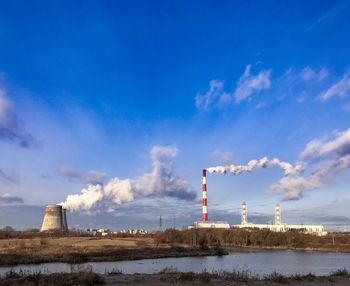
left=241, top=202, right=247, bottom=225
left=202, top=169, right=208, bottom=221
left=275, top=203, right=281, bottom=225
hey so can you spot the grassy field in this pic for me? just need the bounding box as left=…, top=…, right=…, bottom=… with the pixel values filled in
left=1, top=228, right=350, bottom=266
left=0, top=236, right=223, bottom=266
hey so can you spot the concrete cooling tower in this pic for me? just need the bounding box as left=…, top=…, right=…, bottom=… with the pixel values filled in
left=41, top=204, right=68, bottom=232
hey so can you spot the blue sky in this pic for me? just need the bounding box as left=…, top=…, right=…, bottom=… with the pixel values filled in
left=0, top=0, right=350, bottom=230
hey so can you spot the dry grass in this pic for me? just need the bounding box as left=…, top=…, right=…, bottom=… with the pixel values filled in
left=0, top=236, right=219, bottom=266
left=0, top=271, right=104, bottom=286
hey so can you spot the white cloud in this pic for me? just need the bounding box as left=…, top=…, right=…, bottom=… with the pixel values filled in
left=0, top=193, right=24, bottom=204
left=300, top=128, right=350, bottom=160
left=268, top=128, right=350, bottom=200
left=300, top=66, right=328, bottom=82
left=234, top=65, right=271, bottom=103
left=195, top=80, right=224, bottom=111
left=195, top=65, right=271, bottom=110
left=212, top=149, right=234, bottom=164
left=0, top=88, right=36, bottom=148
left=320, top=71, right=350, bottom=101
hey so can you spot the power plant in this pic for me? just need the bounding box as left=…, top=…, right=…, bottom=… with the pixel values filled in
left=191, top=169, right=327, bottom=236
left=235, top=202, right=327, bottom=236
left=41, top=204, right=69, bottom=232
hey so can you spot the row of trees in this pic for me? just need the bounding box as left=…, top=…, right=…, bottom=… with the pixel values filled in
left=154, top=228, right=350, bottom=250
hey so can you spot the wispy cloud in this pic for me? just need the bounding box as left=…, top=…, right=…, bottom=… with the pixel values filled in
left=234, top=65, right=271, bottom=103
left=268, top=127, right=350, bottom=200
left=0, top=193, right=24, bottom=204
left=195, top=65, right=271, bottom=111
left=0, top=169, right=19, bottom=184
left=307, top=1, right=350, bottom=31
left=319, top=71, right=350, bottom=101
left=59, top=166, right=107, bottom=185
left=212, top=149, right=234, bottom=164
left=300, top=66, right=328, bottom=82
left=0, top=88, right=37, bottom=148
left=195, top=65, right=331, bottom=111
left=195, top=80, right=225, bottom=111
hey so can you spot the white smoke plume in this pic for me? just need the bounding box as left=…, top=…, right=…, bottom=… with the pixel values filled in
left=207, top=129, right=350, bottom=201
left=60, top=145, right=196, bottom=211
left=207, top=157, right=303, bottom=177
left=268, top=128, right=350, bottom=200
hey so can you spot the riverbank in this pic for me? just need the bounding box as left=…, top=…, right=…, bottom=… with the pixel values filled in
left=226, top=245, right=350, bottom=253
left=1, top=234, right=350, bottom=266
left=105, top=270, right=350, bottom=286
left=0, top=237, right=225, bottom=266
left=0, top=269, right=349, bottom=286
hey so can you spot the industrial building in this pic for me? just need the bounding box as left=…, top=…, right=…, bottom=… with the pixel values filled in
left=191, top=169, right=327, bottom=235
left=192, top=221, right=230, bottom=229
left=41, top=204, right=68, bottom=232
left=234, top=203, right=327, bottom=236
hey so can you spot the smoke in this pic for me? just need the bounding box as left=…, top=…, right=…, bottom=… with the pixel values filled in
left=268, top=128, right=350, bottom=200
left=207, top=129, right=350, bottom=201
left=207, top=157, right=303, bottom=177
left=60, top=145, right=196, bottom=211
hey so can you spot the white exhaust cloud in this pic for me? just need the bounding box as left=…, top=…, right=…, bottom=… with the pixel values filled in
left=60, top=145, right=196, bottom=211
left=207, top=128, right=350, bottom=201
left=207, top=157, right=303, bottom=177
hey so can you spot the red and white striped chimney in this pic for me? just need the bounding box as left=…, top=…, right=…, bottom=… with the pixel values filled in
left=202, top=169, right=208, bottom=221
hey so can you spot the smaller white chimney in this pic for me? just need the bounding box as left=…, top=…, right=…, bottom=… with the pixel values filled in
left=241, top=202, right=247, bottom=225
left=275, top=204, right=281, bottom=225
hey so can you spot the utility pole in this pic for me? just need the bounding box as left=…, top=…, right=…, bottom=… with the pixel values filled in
left=159, top=215, right=162, bottom=231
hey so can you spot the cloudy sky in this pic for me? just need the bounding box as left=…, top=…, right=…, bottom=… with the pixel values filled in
left=0, top=0, right=350, bottom=230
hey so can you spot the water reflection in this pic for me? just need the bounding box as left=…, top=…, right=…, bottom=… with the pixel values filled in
left=0, top=249, right=349, bottom=276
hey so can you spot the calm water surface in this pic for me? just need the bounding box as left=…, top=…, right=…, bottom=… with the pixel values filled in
left=1, top=249, right=349, bottom=276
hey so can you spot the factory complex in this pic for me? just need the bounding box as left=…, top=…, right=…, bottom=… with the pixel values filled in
left=191, top=169, right=327, bottom=236
left=39, top=169, right=326, bottom=236
left=234, top=202, right=327, bottom=236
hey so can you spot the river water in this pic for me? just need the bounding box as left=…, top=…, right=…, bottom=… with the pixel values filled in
left=1, top=249, right=349, bottom=276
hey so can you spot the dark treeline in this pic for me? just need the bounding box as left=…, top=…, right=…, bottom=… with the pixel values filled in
left=154, top=228, right=350, bottom=251
left=0, top=226, right=151, bottom=239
